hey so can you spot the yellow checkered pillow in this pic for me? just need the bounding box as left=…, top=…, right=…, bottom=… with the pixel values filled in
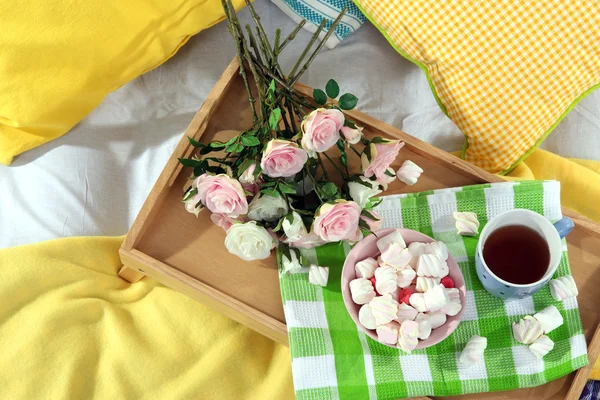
left=355, top=1, right=600, bottom=173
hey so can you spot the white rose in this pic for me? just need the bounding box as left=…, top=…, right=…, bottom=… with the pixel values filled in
left=282, top=211, right=307, bottom=241
left=247, top=193, right=289, bottom=222
left=224, top=221, right=275, bottom=261
left=347, top=176, right=382, bottom=208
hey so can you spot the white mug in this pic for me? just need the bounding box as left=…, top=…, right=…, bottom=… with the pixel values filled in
left=475, top=209, right=574, bottom=299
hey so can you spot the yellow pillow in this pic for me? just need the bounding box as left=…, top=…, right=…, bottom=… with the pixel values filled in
left=0, top=0, right=244, bottom=165
left=355, top=1, right=600, bottom=173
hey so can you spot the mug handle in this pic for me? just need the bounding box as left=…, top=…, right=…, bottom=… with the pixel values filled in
left=554, top=217, right=574, bottom=239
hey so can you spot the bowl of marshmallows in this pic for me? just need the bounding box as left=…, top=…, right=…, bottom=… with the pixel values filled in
left=341, top=228, right=466, bottom=351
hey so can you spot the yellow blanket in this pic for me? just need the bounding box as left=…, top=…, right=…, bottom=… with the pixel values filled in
left=0, top=149, right=597, bottom=400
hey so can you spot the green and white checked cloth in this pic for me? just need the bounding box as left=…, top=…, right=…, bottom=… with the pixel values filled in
left=278, top=180, right=588, bottom=399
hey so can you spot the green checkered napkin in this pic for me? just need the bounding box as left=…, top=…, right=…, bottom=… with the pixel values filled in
left=277, top=180, right=588, bottom=399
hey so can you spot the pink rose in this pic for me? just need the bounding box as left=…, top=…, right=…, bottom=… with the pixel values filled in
left=239, top=162, right=257, bottom=184
left=376, top=167, right=396, bottom=190
left=340, top=125, right=363, bottom=145
left=361, top=210, right=383, bottom=232
left=260, top=139, right=308, bottom=178
left=195, top=173, right=248, bottom=217
left=313, top=200, right=361, bottom=242
left=301, top=108, right=345, bottom=154
left=361, top=140, right=404, bottom=180
left=210, top=213, right=238, bottom=231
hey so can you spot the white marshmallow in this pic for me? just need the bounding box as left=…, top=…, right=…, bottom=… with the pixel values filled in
left=512, top=315, right=544, bottom=344
left=533, top=305, right=564, bottom=334
left=377, top=322, right=400, bottom=345
left=379, top=243, right=412, bottom=269
left=408, top=241, right=427, bottom=268
left=424, top=284, right=450, bottom=312
left=396, top=303, right=418, bottom=323
left=417, top=254, right=445, bottom=278
left=425, top=241, right=449, bottom=261
left=370, top=294, right=399, bottom=325
left=416, top=277, right=440, bottom=293
left=415, top=313, right=432, bottom=340
left=409, top=293, right=428, bottom=312
left=397, top=267, right=417, bottom=288
left=349, top=278, right=376, bottom=305
left=374, top=266, right=398, bottom=295
left=376, top=230, right=406, bottom=253
left=308, top=265, right=329, bottom=287
left=359, top=304, right=377, bottom=330
left=397, top=320, right=420, bottom=353
left=441, top=288, right=462, bottom=316
left=396, top=160, right=423, bottom=185
left=426, top=311, right=447, bottom=329
left=453, top=212, right=480, bottom=236
left=459, top=335, right=487, bottom=365
left=355, top=257, right=378, bottom=279
left=529, top=335, right=554, bottom=359
left=549, top=276, right=578, bottom=302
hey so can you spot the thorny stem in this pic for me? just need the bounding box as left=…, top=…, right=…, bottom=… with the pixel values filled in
left=322, top=151, right=347, bottom=178
left=289, top=18, right=326, bottom=79
left=279, top=20, right=306, bottom=52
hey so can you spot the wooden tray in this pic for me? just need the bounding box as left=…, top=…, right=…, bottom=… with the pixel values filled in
left=119, top=58, right=600, bottom=400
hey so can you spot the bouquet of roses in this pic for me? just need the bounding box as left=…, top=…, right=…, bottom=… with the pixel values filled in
left=179, top=0, right=405, bottom=270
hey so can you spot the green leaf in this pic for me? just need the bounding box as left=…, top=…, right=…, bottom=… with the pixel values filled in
left=339, top=93, right=358, bottom=110
left=253, top=164, right=262, bottom=179
left=241, top=136, right=260, bottom=147
left=225, top=136, right=238, bottom=146
left=370, top=136, right=388, bottom=144
left=313, top=89, right=327, bottom=105
left=384, top=168, right=395, bottom=177
left=226, top=143, right=244, bottom=153
left=269, top=108, right=282, bottom=131
left=279, top=182, right=297, bottom=195
left=361, top=209, right=379, bottom=221
left=209, top=141, right=227, bottom=149
left=193, top=165, right=204, bottom=177
left=359, top=218, right=371, bottom=230
left=360, top=227, right=372, bottom=237
left=339, top=153, right=347, bottom=168
left=320, top=182, right=340, bottom=199
left=261, top=187, right=279, bottom=197
left=269, top=79, right=276, bottom=95
left=325, top=79, right=340, bottom=99
left=187, top=136, right=204, bottom=147
left=178, top=158, right=201, bottom=167
left=200, top=146, right=215, bottom=155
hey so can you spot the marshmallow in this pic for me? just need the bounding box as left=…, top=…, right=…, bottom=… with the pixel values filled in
left=529, top=335, right=555, bottom=359
left=355, top=257, right=378, bottom=279
left=308, top=265, right=329, bottom=287
left=377, top=322, right=401, bottom=345
left=379, top=243, right=412, bottom=269
left=396, top=303, right=418, bottom=323
left=397, top=320, right=420, bottom=353
left=425, top=241, right=449, bottom=261
left=416, top=277, right=441, bottom=293
left=453, top=212, right=480, bottom=236
left=549, top=276, right=578, bottom=302
left=533, top=305, right=564, bottom=334
left=370, top=294, right=399, bottom=325
left=512, top=315, right=544, bottom=344
left=409, top=293, right=428, bottom=312
left=408, top=241, right=427, bottom=268
left=359, top=304, right=377, bottom=330
left=396, top=160, right=423, bottom=185
left=415, top=313, right=432, bottom=340
left=397, top=267, right=417, bottom=288
left=417, top=254, right=446, bottom=278
left=459, top=335, right=487, bottom=365
left=374, top=266, right=398, bottom=295
left=349, top=278, right=376, bottom=305
left=441, top=288, right=462, bottom=316
left=376, top=230, right=406, bottom=253
left=426, top=311, right=447, bottom=329
left=424, top=284, right=450, bottom=311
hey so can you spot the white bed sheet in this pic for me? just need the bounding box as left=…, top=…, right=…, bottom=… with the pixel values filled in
left=1, top=1, right=599, bottom=249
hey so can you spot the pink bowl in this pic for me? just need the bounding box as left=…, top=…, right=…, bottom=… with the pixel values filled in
left=341, top=228, right=467, bottom=349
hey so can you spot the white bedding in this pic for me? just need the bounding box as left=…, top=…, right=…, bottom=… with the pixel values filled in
left=1, top=1, right=599, bottom=249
